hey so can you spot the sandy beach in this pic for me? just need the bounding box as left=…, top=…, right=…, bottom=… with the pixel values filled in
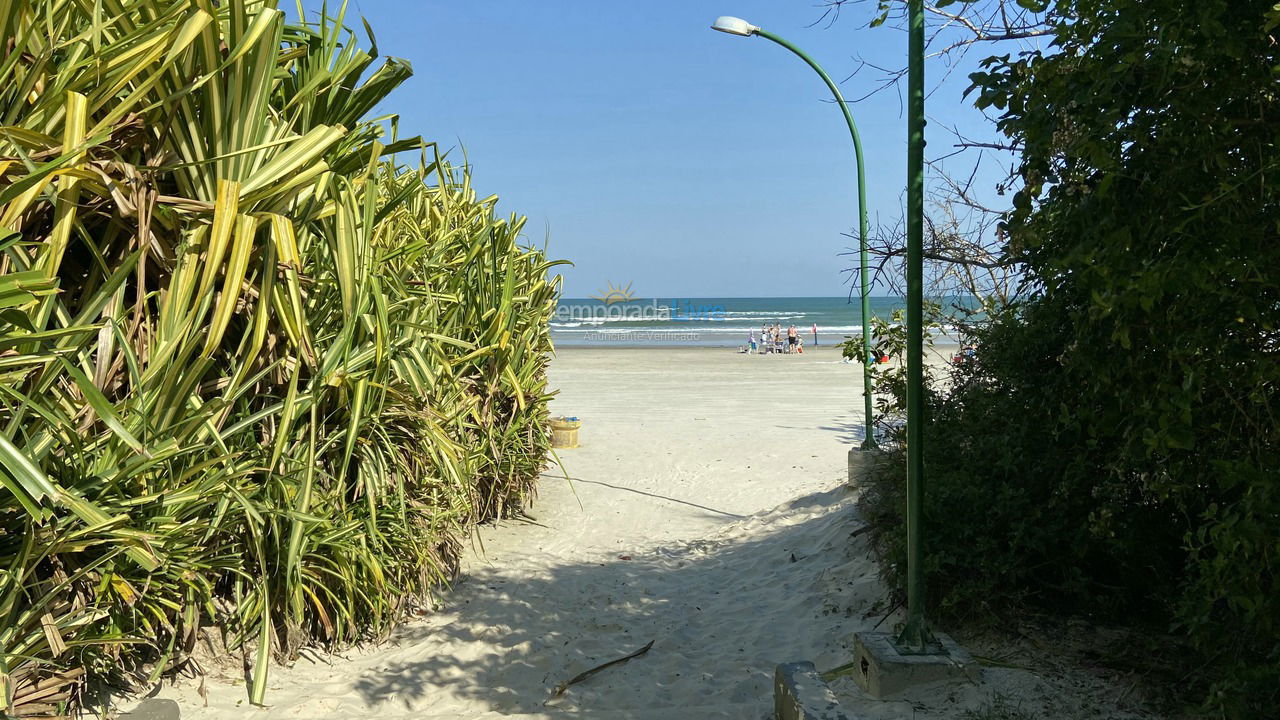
left=149, top=345, right=1152, bottom=719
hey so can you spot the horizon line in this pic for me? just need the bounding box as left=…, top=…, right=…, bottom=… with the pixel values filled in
left=556, top=294, right=976, bottom=300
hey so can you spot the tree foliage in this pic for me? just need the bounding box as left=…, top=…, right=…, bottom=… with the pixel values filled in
left=864, top=0, right=1278, bottom=715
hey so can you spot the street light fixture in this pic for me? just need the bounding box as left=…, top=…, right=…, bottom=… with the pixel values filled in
left=710, top=16, right=879, bottom=452
left=710, top=16, right=758, bottom=36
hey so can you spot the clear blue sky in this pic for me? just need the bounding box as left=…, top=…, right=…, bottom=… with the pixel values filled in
left=299, top=1, right=998, bottom=298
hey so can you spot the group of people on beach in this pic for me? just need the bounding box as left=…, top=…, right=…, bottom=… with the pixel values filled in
left=744, top=323, right=818, bottom=355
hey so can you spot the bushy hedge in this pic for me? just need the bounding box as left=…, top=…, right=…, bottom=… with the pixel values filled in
left=860, top=1, right=1278, bottom=716
left=0, top=1, right=560, bottom=713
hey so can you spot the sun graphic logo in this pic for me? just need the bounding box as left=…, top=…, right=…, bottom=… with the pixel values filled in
left=591, top=281, right=637, bottom=305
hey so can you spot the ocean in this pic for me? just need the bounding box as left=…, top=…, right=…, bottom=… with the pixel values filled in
left=551, top=296, right=973, bottom=348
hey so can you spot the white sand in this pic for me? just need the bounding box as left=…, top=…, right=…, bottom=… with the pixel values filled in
left=147, top=345, right=1155, bottom=719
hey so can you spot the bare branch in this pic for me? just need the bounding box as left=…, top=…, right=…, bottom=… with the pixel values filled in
left=816, top=0, right=1045, bottom=314
left=872, top=246, right=1013, bottom=270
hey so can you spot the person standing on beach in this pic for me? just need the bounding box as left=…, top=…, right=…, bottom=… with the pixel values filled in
left=812, top=322, right=818, bottom=346
left=787, top=325, right=798, bottom=353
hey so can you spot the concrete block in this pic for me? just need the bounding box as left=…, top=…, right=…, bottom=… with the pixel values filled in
left=851, top=631, right=980, bottom=699
left=847, top=447, right=867, bottom=488
left=119, top=698, right=180, bottom=720
left=774, top=661, right=851, bottom=720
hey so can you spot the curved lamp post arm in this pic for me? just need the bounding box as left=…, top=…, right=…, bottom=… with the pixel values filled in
left=752, top=28, right=878, bottom=451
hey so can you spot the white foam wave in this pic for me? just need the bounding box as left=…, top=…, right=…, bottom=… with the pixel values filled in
left=551, top=325, right=865, bottom=335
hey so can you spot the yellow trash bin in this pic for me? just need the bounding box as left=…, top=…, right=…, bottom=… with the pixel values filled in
left=550, top=416, right=581, bottom=449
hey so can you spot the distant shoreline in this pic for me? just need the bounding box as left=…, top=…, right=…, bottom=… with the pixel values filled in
left=550, top=296, right=979, bottom=350
left=549, top=342, right=963, bottom=359
left=550, top=335, right=965, bottom=351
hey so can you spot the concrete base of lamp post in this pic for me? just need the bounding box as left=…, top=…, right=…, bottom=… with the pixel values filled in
left=849, top=631, right=980, bottom=699
left=847, top=445, right=878, bottom=488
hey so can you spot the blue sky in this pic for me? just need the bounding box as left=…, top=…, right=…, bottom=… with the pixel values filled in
left=299, top=1, right=1003, bottom=298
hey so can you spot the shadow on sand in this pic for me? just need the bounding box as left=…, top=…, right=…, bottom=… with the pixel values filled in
left=347, top=486, right=871, bottom=717
left=539, top=473, right=746, bottom=519
left=775, top=421, right=866, bottom=445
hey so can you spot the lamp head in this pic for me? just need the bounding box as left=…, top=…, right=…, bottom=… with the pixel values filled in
left=710, top=16, right=759, bottom=37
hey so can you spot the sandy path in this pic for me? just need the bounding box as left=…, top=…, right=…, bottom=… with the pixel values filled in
left=147, top=344, right=1158, bottom=719
left=155, top=346, right=874, bottom=718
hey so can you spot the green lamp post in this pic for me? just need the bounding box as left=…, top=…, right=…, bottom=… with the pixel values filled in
left=896, top=0, right=935, bottom=653
left=711, top=16, right=878, bottom=450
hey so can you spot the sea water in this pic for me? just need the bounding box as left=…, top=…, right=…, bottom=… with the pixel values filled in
left=550, top=296, right=978, bottom=347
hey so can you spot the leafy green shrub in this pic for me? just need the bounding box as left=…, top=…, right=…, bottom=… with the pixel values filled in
left=859, top=1, right=1278, bottom=714
left=0, top=1, right=562, bottom=712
